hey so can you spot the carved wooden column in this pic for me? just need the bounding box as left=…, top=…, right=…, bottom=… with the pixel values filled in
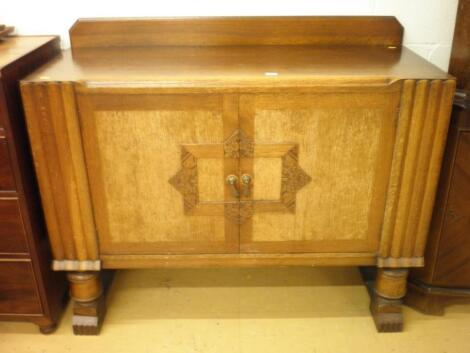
left=370, top=269, right=409, bottom=332
left=67, top=272, right=105, bottom=335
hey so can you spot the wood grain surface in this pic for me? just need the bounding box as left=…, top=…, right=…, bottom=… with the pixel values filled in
left=378, top=79, right=456, bottom=266
left=239, top=87, right=400, bottom=253
left=69, top=16, right=403, bottom=49
left=76, top=91, right=239, bottom=255
left=23, top=45, right=451, bottom=88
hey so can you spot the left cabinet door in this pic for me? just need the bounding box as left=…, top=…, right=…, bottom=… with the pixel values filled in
left=76, top=89, right=240, bottom=255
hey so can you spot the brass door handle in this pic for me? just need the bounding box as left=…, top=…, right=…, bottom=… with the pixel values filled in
left=226, top=174, right=240, bottom=197
left=241, top=174, right=252, bottom=196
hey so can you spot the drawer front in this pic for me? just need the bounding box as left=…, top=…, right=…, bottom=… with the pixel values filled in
left=0, top=260, right=42, bottom=315
left=0, top=198, right=28, bottom=254
left=0, top=137, right=16, bottom=191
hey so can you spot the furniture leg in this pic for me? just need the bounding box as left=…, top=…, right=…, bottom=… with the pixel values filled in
left=38, top=322, right=57, bottom=334
left=34, top=317, right=58, bottom=334
left=67, top=271, right=105, bottom=335
left=370, top=268, right=409, bottom=332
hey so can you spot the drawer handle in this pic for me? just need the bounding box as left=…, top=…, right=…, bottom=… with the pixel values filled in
left=226, top=174, right=240, bottom=197
left=241, top=174, right=252, bottom=196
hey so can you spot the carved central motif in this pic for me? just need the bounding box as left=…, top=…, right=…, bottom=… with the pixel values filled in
left=224, top=129, right=254, bottom=158
left=169, top=130, right=312, bottom=223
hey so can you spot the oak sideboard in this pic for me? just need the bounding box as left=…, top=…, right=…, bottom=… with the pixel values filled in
left=20, top=17, right=455, bottom=334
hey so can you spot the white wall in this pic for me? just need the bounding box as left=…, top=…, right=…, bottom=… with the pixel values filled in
left=0, top=0, right=458, bottom=71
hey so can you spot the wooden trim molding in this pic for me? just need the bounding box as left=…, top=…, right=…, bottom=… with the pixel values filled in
left=101, top=252, right=377, bottom=268
left=377, top=256, right=424, bottom=268
left=53, top=260, right=101, bottom=271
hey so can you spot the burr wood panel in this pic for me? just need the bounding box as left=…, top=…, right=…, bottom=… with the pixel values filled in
left=75, top=91, right=239, bottom=255
left=239, top=88, right=401, bottom=253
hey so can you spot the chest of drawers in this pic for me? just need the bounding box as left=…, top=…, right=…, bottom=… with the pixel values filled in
left=0, top=36, right=66, bottom=333
left=20, top=17, right=455, bottom=334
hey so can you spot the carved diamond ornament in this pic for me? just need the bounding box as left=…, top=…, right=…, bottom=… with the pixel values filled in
left=281, top=146, right=312, bottom=212
left=168, top=147, right=198, bottom=213
left=169, top=130, right=312, bottom=223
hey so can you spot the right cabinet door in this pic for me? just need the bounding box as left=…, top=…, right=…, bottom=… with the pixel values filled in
left=238, top=86, right=401, bottom=253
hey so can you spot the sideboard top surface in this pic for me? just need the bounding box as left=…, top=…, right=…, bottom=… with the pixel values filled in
left=21, top=17, right=451, bottom=87
left=23, top=46, right=450, bottom=87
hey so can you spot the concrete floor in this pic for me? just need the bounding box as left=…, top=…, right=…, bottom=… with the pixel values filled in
left=1, top=267, right=469, bottom=353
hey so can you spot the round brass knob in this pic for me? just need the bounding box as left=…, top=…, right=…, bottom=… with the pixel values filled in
left=226, top=174, right=238, bottom=185
left=226, top=174, right=240, bottom=197
left=241, top=174, right=252, bottom=185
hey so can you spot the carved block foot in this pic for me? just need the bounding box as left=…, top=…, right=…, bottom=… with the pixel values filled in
left=72, top=295, right=106, bottom=335
left=362, top=268, right=409, bottom=333
left=370, top=295, right=404, bottom=332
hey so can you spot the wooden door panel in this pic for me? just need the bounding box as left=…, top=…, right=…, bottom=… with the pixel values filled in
left=239, top=88, right=401, bottom=253
left=76, top=92, right=239, bottom=255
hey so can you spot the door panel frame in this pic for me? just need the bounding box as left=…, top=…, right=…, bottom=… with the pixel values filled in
left=75, top=88, right=240, bottom=254
left=238, top=87, right=401, bottom=253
